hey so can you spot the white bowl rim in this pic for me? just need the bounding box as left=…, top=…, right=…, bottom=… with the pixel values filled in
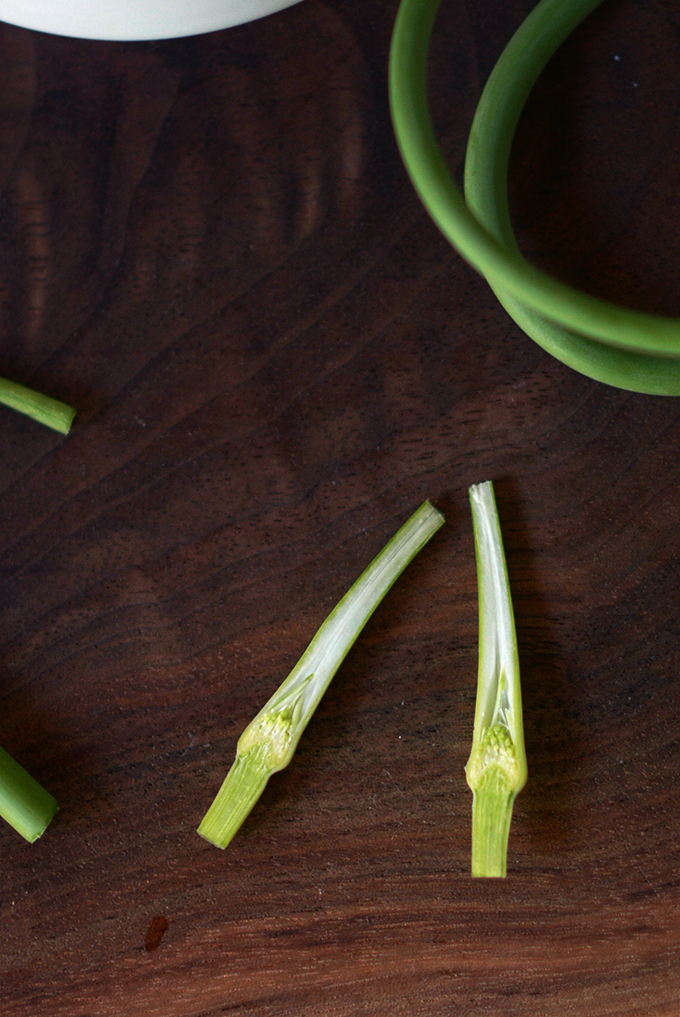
left=0, top=0, right=304, bottom=41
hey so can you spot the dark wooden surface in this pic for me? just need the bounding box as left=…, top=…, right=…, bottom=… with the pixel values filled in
left=0, top=0, right=679, bottom=1014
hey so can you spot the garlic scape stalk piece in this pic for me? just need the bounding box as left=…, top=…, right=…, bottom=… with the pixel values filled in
left=0, top=378, right=75, bottom=434
left=466, top=482, right=526, bottom=877
left=198, top=501, right=445, bottom=849
left=0, top=745, right=58, bottom=842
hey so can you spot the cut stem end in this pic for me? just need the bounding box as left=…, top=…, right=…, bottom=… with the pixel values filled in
left=197, top=750, right=272, bottom=849
left=470, top=766, right=517, bottom=878
left=0, top=379, right=75, bottom=434
left=0, top=746, right=59, bottom=843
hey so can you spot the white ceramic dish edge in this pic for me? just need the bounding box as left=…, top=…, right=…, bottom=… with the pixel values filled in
left=0, top=0, right=304, bottom=41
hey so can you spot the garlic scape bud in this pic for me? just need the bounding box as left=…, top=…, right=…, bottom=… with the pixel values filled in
left=466, top=481, right=527, bottom=877
left=198, top=501, right=445, bottom=849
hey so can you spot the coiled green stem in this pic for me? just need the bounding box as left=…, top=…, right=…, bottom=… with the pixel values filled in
left=389, top=0, right=680, bottom=394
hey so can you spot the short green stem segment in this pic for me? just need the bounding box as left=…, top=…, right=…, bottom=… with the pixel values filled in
left=471, top=763, right=515, bottom=878
left=466, top=482, right=526, bottom=877
left=198, top=500, right=445, bottom=849
left=0, top=746, right=59, bottom=842
left=0, top=378, right=75, bottom=434
left=199, top=748, right=270, bottom=851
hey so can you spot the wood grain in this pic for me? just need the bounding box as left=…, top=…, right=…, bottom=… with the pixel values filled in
left=0, top=0, right=679, bottom=1014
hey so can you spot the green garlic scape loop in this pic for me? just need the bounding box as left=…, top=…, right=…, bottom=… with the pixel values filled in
left=389, top=0, right=680, bottom=394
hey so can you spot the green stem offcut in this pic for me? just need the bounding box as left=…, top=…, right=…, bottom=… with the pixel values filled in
left=389, top=0, right=680, bottom=394
left=466, top=482, right=526, bottom=877
left=0, top=377, right=75, bottom=434
left=198, top=501, right=445, bottom=849
left=0, top=745, right=58, bottom=842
